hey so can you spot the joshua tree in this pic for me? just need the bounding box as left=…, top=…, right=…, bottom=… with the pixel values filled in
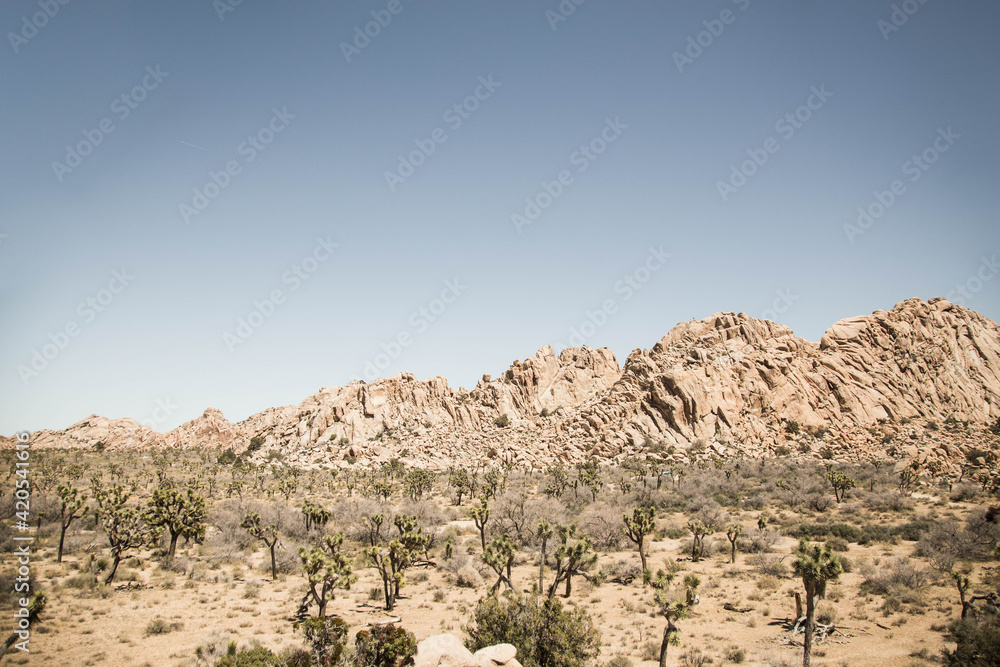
left=548, top=525, right=599, bottom=598
left=278, top=478, right=298, bottom=501
left=369, top=480, right=393, bottom=502
left=726, top=523, right=742, bottom=564
left=298, top=539, right=356, bottom=618
left=687, top=519, right=714, bottom=563
left=404, top=468, right=435, bottom=501
left=649, top=570, right=700, bottom=667
left=97, top=486, right=152, bottom=584
left=364, top=514, right=385, bottom=547
left=241, top=512, right=281, bottom=581
left=146, top=486, right=207, bottom=559
left=56, top=483, right=89, bottom=563
left=448, top=468, right=471, bottom=505
left=471, top=500, right=490, bottom=552
left=302, top=501, right=331, bottom=532
left=578, top=463, right=603, bottom=501
left=826, top=469, right=856, bottom=503
left=483, top=534, right=518, bottom=594
left=623, top=506, right=655, bottom=577
left=791, top=539, right=843, bottom=667
left=0, top=592, right=45, bottom=658
left=537, top=518, right=553, bottom=594
left=365, top=515, right=429, bottom=611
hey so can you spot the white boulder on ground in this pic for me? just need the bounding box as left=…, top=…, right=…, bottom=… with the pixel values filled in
left=414, top=634, right=521, bottom=667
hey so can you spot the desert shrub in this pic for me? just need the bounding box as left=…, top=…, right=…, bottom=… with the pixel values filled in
left=271, top=540, right=302, bottom=575
left=737, top=528, right=778, bottom=554
left=724, top=646, right=747, bottom=663
left=214, top=643, right=282, bottom=667
left=825, top=537, right=849, bottom=552
left=749, top=554, right=788, bottom=579
left=964, top=506, right=1000, bottom=559
left=297, top=616, right=348, bottom=667
left=495, top=414, right=511, bottom=428
left=790, top=523, right=863, bottom=543
left=466, top=594, right=600, bottom=667
left=579, top=502, right=628, bottom=550
left=662, top=525, right=689, bottom=540
left=209, top=503, right=257, bottom=559
left=859, top=558, right=930, bottom=596
left=354, top=623, right=416, bottom=667
left=281, top=649, right=312, bottom=667
left=838, top=554, right=853, bottom=573
left=679, top=649, right=711, bottom=667
left=945, top=617, right=1000, bottom=666
left=807, top=493, right=832, bottom=513
left=456, top=565, right=484, bottom=589
left=744, top=493, right=769, bottom=511
left=491, top=494, right=568, bottom=547
left=859, top=523, right=894, bottom=545
left=892, top=520, right=932, bottom=542
left=864, top=491, right=915, bottom=512
left=950, top=484, right=981, bottom=503
left=602, top=559, right=642, bottom=585
left=605, top=656, right=633, bottom=667
left=146, top=617, right=183, bottom=635
left=816, top=601, right=838, bottom=625
left=915, top=521, right=970, bottom=571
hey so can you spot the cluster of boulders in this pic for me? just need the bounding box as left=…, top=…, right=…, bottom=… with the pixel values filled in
left=9, top=298, right=1000, bottom=471
left=414, top=634, right=520, bottom=667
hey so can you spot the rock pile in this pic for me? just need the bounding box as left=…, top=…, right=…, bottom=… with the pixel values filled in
left=10, top=298, right=1000, bottom=469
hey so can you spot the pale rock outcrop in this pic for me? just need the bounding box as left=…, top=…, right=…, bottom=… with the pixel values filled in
left=414, top=634, right=521, bottom=667
left=564, top=298, right=1000, bottom=456
left=12, top=299, right=1000, bottom=469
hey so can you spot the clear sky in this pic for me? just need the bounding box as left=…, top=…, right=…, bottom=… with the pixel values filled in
left=2, top=1, right=998, bottom=434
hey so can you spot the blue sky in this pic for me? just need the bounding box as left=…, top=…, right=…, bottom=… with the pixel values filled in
left=2, top=0, right=998, bottom=434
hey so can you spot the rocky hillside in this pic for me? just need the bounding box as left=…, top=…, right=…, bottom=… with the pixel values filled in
left=10, top=298, right=1000, bottom=469
left=564, top=297, right=1000, bottom=454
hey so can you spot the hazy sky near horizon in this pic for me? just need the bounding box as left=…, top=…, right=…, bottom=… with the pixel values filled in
left=2, top=1, right=998, bottom=434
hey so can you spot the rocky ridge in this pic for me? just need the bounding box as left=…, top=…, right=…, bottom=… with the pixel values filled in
left=10, top=298, right=1000, bottom=470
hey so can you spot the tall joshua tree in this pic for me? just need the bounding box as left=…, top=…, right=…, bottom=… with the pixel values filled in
left=146, top=486, right=207, bottom=559
left=537, top=518, right=553, bottom=594
left=241, top=512, right=281, bottom=581
left=623, top=506, right=655, bottom=577
left=726, top=523, right=742, bottom=564
left=792, top=539, right=842, bottom=667
left=56, top=484, right=89, bottom=563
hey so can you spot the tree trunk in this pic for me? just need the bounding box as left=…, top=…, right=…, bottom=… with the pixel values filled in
left=803, top=590, right=816, bottom=667
left=730, top=540, right=736, bottom=564
left=538, top=542, right=547, bottom=594
left=658, top=622, right=673, bottom=667
left=105, top=555, right=122, bottom=585
left=565, top=574, right=572, bottom=598
left=479, top=529, right=487, bottom=552
left=168, top=531, right=179, bottom=559
left=58, top=523, right=68, bottom=563
left=269, top=543, right=277, bottom=581
left=638, top=539, right=647, bottom=574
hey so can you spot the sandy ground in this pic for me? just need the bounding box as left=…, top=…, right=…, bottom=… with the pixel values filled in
left=1, top=513, right=957, bottom=667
